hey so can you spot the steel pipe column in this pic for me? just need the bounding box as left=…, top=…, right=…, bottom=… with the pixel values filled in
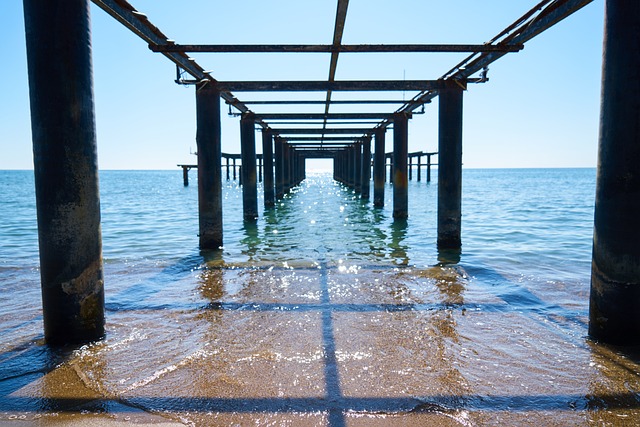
left=262, top=131, right=275, bottom=207
left=361, top=136, right=372, bottom=199
left=24, top=0, right=104, bottom=345
left=589, top=0, right=640, bottom=345
left=275, top=137, right=285, bottom=199
left=373, top=129, right=386, bottom=207
left=240, top=113, right=258, bottom=220
left=283, top=143, right=292, bottom=192
left=437, top=82, right=464, bottom=249
left=354, top=142, right=363, bottom=194
left=195, top=84, right=224, bottom=250
left=393, top=113, right=409, bottom=219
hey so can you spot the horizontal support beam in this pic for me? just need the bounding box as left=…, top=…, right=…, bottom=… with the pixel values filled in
left=280, top=136, right=361, bottom=141
left=257, top=113, right=406, bottom=120
left=273, top=128, right=376, bottom=135
left=237, top=100, right=418, bottom=105
left=286, top=142, right=354, bottom=146
left=215, top=80, right=469, bottom=92
left=257, top=121, right=382, bottom=126
left=151, top=43, right=523, bottom=53
left=90, top=0, right=259, bottom=119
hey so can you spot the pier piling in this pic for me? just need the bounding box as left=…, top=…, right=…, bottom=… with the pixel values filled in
left=589, top=0, right=640, bottom=345
left=196, top=83, right=223, bottom=249
left=262, top=131, right=275, bottom=207
left=240, top=113, right=258, bottom=220
left=393, top=113, right=409, bottom=219
left=24, top=0, right=105, bottom=344
left=437, top=82, right=463, bottom=249
left=361, top=136, right=372, bottom=199
left=354, top=142, right=363, bottom=194
left=373, top=129, right=386, bottom=207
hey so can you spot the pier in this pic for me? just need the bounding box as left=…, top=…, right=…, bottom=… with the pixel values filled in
left=18, top=0, right=640, bottom=418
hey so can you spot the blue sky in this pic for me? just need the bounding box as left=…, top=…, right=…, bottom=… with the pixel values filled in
left=1, top=1, right=604, bottom=170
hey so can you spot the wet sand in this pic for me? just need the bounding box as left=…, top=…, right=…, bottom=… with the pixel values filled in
left=2, top=261, right=640, bottom=426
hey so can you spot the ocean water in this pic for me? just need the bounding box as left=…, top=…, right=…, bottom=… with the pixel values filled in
left=1, top=168, right=639, bottom=426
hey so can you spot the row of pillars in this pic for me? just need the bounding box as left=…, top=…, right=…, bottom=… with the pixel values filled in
left=384, top=152, right=436, bottom=183
left=181, top=154, right=272, bottom=186
left=332, top=98, right=461, bottom=251
left=196, top=90, right=307, bottom=245
left=22, top=0, right=640, bottom=346
left=239, top=112, right=306, bottom=221
left=183, top=149, right=434, bottom=188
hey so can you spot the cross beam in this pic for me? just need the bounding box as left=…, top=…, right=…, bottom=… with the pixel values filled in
left=256, top=113, right=408, bottom=120
left=273, top=128, right=375, bottom=135
left=280, top=136, right=361, bottom=141
left=215, top=80, right=469, bottom=92
left=237, top=100, right=417, bottom=105
left=150, top=43, right=524, bottom=53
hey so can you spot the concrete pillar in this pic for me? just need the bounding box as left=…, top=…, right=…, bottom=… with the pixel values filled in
left=240, top=113, right=258, bottom=220
left=226, top=156, right=230, bottom=180
left=373, top=129, right=386, bottom=207
left=258, top=156, right=263, bottom=183
left=195, top=83, right=223, bottom=250
left=24, top=0, right=104, bottom=345
left=589, top=0, right=640, bottom=345
left=437, top=82, right=463, bottom=249
left=233, top=158, right=237, bottom=180
left=262, top=130, right=275, bottom=207
left=417, top=155, right=422, bottom=181
left=427, top=154, right=432, bottom=183
left=393, top=113, right=409, bottom=219
left=361, top=136, right=372, bottom=200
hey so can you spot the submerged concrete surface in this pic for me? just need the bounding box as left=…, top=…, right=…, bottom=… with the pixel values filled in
left=1, top=262, right=640, bottom=426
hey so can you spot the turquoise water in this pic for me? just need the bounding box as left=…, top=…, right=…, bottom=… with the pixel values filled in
left=6, top=168, right=640, bottom=426
left=0, top=169, right=595, bottom=268
left=0, top=168, right=596, bottom=273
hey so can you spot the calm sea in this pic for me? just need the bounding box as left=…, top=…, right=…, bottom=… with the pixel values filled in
left=6, top=168, right=638, bottom=426
left=0, top=168, right=596, bottom=277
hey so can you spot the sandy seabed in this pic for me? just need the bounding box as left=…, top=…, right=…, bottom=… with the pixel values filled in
left=1, top=262, right=640, bottom=426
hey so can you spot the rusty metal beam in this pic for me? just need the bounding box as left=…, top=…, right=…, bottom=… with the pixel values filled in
left=256, top=113, right=406, bottom=120
left=237, top=100, right=415, bottom=105
left=287, top=142, right=354, bottom=146
left=324, top=0, right=350, bottom=130
left=215, top=80, right=460, bottom=92
left=90, top=0, right=263, bottom=124
left=274, top=128, right=374, bottom=135
left=257, top=121, right=382, bottom=126
left=151, top=43, right=524, bottom=53
left=394, top=0, right=594, bottom=117
left=281, top=136, right=361, bottom=141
